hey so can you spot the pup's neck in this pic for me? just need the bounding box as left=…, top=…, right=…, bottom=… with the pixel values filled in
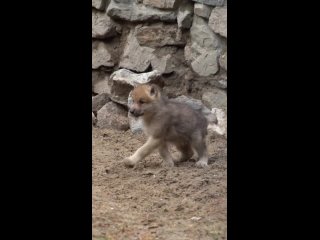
left=142, top=96, right=166, bottom=125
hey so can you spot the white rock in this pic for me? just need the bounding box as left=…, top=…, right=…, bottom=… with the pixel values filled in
left=127, top=91, right=144, bottom=134
left=208, top=108, right=227, bottom=137
left=108, top=69, right=161, bottom=105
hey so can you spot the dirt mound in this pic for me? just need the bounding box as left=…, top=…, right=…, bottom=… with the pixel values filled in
left=93, top=128, right=227, bottom=240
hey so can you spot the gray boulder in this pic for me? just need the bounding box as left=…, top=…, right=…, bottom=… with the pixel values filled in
left=97, top=102, right=130, bottom=130
left=184, top=15, right=221, bottom=76
left=119, top=27, right=155, bottom=72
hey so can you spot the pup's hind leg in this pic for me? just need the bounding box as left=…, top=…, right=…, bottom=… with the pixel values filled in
left=124, top=137, right=161, bottom=167
left=159, top=143, right=175, bottom=167
left=192, top=134, right=209, bottom=168
left=175, top=142, right=194, bottom=163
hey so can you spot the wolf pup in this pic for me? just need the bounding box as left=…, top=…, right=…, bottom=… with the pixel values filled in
left=124, top=84, right=209, bottom=168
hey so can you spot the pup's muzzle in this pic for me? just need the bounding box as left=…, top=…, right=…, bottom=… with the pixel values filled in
left=129, top=109, right=143, bottom=117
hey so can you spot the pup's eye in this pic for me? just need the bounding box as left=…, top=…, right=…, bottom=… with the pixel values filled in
left=139, top=100, right=145, bottom=104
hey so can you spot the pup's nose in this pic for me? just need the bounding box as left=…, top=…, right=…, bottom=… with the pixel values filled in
left=129, top=109, right=135, bottom=115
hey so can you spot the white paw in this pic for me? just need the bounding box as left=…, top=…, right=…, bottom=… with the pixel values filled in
left=195, top=160, right=208, bottom=168
left=124, top=157, right=136, bottom=168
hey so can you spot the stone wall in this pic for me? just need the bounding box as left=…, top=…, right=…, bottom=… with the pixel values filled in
left=92, top=0, right=227, bottom=136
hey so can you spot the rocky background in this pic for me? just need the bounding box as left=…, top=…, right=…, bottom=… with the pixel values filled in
left=92, top=0, right=227, bottom=137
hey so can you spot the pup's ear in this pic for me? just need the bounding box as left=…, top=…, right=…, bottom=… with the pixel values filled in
left=150, top=84, right=158, bottom=96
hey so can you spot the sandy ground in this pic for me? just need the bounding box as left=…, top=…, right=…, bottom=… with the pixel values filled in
left=92, top=127, right=227, bottom=240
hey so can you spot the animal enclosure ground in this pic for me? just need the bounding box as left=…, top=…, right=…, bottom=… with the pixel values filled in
left=92, top=127, right=227, bottom=240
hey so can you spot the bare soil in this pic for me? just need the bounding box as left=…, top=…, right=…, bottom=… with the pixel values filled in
left=93, top=127, right=227, bottom=240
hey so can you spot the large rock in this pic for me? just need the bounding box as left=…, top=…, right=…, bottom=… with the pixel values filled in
left=143, top=0, right=180, bottom=9
left=92, top=71, right=111, bottom=94
left=202, top=89, right=227, bottom=110
left=92, top=0, right=109, bottom=10
left=92, top=93, right=110, bottom=112
left=177, top=1, right=194, bottom=29
left=192, top=0, right=224, bottom=7
left=108, top=69, right=161, bottom=105
left=150, top=46, right=185, bottom=74
left=136, top=24, right=186, bottom=48
left=107, top=0, right=177, bottom=22
left=97, top=102, right=129, bottom=130
left=189, top=15, right=221, bottom=51
left=151, top=54, right=175, bottom=74
left=119, top=27, right=155, bottom=72
left=208, top=6, right=227, bottom=38
left=184, top=15, right=222, bottom=76
left=92, top=41, right=114, bottom=69
left=190, top=51, right=219, bottom=77
left=92, top=9, right=118, bottom=39
left=194, top=3, right=212, bottom=19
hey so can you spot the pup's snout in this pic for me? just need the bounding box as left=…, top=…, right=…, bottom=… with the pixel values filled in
left=129, top=108, right=143, bottom=117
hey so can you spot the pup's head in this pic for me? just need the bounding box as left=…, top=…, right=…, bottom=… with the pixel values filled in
left=129, top=84, right=161, bottom=117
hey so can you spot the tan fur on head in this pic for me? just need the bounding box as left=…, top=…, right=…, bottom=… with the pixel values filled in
left=132, top=84, right=161, bottom=100
left=129, top=84, right=161, bottom=117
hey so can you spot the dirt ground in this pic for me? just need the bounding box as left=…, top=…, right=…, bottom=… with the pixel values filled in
left=92, top=127, right=227, bottom=240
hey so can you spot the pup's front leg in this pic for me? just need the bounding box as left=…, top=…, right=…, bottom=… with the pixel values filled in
left=124, top=137, right=160, bottom=168
left=159, top=143, right=175, bottom=167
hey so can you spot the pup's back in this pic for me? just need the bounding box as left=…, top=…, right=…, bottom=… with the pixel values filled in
left=148, top=98, right=208, bottom=142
